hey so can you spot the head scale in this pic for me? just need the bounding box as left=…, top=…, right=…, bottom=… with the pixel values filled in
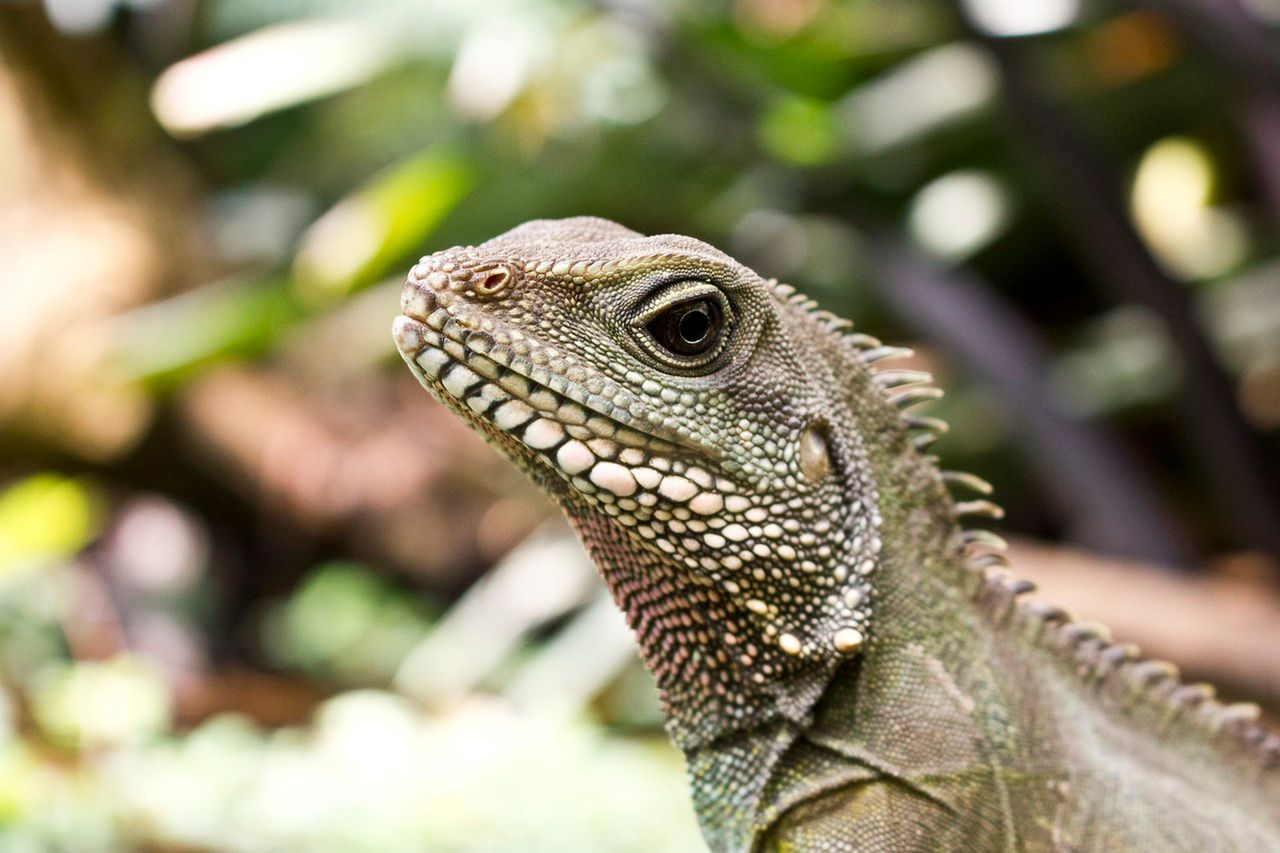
left=393, top=217, right=881, bottom=743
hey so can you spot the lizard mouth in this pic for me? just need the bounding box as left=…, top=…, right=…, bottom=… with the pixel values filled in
left=392, top=310, right=691, bottom=496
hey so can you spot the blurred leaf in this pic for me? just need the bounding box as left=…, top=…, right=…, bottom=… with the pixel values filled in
left=81, top=694, right=698, bottom=851
left=0, top=741, right=40, bottom=826
left=262, top=562, right=437, bottom=686
left=28, top=656, right=173, bottom=750
left=757, top=95, right=837, bottom=166
left=112, top=277, right=301, bottom=387
left=1050, top=306, right=1179, bottom=416
left=0, top=476, right=102, bottom=579
left=152, top=18, right=399, bottom=136
left=293, top=147, right=475, bottom=304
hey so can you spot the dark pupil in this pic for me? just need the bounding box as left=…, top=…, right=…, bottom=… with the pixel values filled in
left=679, top=308, right=711, bottom=344
left=649, top=298, right=721, bottom=357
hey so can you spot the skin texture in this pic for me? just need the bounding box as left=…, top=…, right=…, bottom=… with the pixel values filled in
left=391, top=218, right=1280, bottom=852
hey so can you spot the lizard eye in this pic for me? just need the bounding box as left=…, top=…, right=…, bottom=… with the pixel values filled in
left=648, top=298, right=723, bottom=357
left=633, top=281, right=732, bottom=370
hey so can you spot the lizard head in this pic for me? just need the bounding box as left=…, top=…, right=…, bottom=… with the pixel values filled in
left=393, top=217, right=882, bottom=731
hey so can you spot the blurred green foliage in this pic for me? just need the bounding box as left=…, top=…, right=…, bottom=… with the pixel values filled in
left=114, top=278, right=301, bottom=387
left=294, top=147, right=475, bottom=303
left=261, top=561, right=439, bottom=685
left=0, top=476, right=102, bottom=576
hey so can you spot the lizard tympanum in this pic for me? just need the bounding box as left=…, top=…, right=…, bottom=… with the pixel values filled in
left=391, top=217, right=1280, bottom=851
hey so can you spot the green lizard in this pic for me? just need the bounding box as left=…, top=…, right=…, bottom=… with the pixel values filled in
left=391, top=217, right=1280, bottom=851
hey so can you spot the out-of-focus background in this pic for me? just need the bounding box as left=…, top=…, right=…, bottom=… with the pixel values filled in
left=2, top=0, right=1280, bottom=848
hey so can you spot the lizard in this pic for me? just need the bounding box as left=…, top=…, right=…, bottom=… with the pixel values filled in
left=391, top=217, right=1280, bottom=851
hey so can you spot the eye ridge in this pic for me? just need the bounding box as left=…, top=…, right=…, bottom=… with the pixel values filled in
left=648, top=297, right=723, bottom=357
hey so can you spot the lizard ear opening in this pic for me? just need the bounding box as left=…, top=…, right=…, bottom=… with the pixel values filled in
left=799, top=420, right=832, bottom=482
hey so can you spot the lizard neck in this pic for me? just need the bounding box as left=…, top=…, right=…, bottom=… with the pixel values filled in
left=674, top=402, right=1036, bottom=851
left=566, top=499, right=848, bottom=850
left=559, top=316, right=966, bottom=846
left=564, top=501, right=842, bottom=750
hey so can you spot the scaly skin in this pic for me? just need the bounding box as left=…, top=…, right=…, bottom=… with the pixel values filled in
left=391, top=218, right=1280, bottom=852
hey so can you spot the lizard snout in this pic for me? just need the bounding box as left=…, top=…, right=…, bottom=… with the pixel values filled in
left=407, top=253, right=518, bottom=306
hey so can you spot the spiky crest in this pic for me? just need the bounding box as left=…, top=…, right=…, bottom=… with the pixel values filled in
left=769, top=276, right=1279, bottom=772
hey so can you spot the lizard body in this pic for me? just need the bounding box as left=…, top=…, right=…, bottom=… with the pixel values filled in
left=391, top=217, right=1280, bottom=851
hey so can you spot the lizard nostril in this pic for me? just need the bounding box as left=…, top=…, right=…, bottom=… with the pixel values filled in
left=474, top=267, right=513, bottom=298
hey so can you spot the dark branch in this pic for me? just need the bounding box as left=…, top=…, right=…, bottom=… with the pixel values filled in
left=958, top=22, right=1280, bottom=559
left=841, top=216, right=1196, bottom=567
